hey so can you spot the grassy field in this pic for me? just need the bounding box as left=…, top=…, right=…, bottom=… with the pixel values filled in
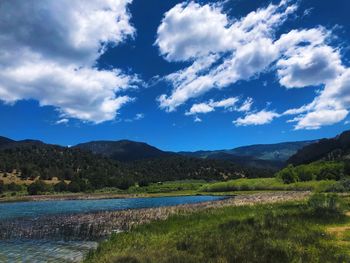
left=85, top=193, right=350, bottom=263
left=0, top=178, right=340, bottom=202
left=199, top=178, right=337, bottom=193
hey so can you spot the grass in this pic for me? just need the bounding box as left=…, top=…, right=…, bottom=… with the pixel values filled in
left=0, top=173, right=70, bottom=185
left=85, top=194, right=350, bottom=263
left=199, top=178, right=337, bottom=193
left=0, top=178, right=338, bottom=202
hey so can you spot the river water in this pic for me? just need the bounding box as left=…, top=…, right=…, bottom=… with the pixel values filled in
left=0, top=195, right=224, bottom=262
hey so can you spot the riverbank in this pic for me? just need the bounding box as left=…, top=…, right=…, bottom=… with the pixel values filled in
left=0, top=177, right=333, bottom=203
left=0, top=192, right=309, bottom=241
left=85, top=193, right=350, bottom=263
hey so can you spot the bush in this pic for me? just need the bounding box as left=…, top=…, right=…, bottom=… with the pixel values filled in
left=7, top=182, right=22, bottom=192
left=308, top=193, right=344, bottom=216
left=117, top=178, right=134, bottom=190
left=138, top=180, right=149, bottom=187
left=277, top=165, right=299, bottom=184
left=326, top=177, right=350, bottom=192
left=54, top=180, right=68, bottom=192
left=67, top=181, right=81, bottom=193
left=27, top=180, right=49, bottom=195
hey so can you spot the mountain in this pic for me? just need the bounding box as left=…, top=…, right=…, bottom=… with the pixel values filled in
left=0, top=137, right=267, bottom=189
left=0, top=136, right=14, bottom=148
left=226, top=141, right=315, bottom=161
left=179, top=140, right=315, bottom=168
left=74, top=140, right=173, bottom=161
left=288, top=130, right=350, bottom=165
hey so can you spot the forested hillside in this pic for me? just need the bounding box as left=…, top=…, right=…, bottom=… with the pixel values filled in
left=0, top=137, right=272, bottom=192
left=288, top=130, right=350, bottom=165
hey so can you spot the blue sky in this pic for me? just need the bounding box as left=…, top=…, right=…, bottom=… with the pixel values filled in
left=0, top=0, right=350, bottom=151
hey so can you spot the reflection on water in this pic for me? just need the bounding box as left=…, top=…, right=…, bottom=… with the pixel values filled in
left=0, top=240, right=97, bottom=263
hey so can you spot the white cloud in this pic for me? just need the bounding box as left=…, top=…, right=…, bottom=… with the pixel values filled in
left=186, top=103, right=214, bottom=115
left=155, top=2, right=231, bottom=62
left=276, top=30, right=344, bottom=88
left=124, top=113, right=145, bottom=122
left=212, top=97, right=239, bottom=108
left=157, top=1, right=350, bottom=130
left=135, top=113, right=145, bottom=120
left=0, top=0, right=137, bottom=123
left=234, top=110, right=280, bottom=126
left=276, top=28, right=350, bottom=129
left=194, top=116, right=202, bottom=122
left=237, top=97, right=253, bottom=112
left=293, top=109, right=348, bottom=130
left=185, top=97, right=240, bottom=115
left=157, top=0, right=297, bottom=111
left=55, top=118, right=69, bottom=125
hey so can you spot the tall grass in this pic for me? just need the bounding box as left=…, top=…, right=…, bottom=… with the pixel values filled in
left=85, top=195, right=349, bottom=263
left=199, top=178, right=336, bottom=192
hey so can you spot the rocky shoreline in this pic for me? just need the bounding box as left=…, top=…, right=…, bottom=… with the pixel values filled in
left=0, top=191, right=310, bottom=241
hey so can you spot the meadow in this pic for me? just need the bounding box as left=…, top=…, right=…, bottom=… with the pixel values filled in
left=199, top=178, right=337, bottom=193
left=85, top=193, right=350, bottom=263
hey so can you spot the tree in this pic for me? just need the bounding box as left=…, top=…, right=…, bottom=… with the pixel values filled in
left=277, top=165, right=299, bottom=184
left=54, top=180, right=68, bottom=192
left=0, top=180, right=4, bottom=194
left=27, top=180, right=48, bottom=195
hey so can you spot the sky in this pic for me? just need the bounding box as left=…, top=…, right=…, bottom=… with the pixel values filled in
left=0, top=0, right=350, bottom=151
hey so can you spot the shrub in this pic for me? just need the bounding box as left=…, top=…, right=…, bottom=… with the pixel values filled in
left=308, top=193, right=344, bottom=216
left=277, top=165, right=299, bottom=184
left=7, top=182, right=22, bottom=192
left=54, top=180, right=68, bottom=192
left=27, top=180, right=49, bottom=195
left=326, top=177, right=350, bottom=192
left=67, top=181, right=81, bottom=193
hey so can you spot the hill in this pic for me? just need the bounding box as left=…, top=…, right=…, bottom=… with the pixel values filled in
left=288, top=130, right=350, bottom=165
left=74, top=140, right=173, bottom=161
left=0, top=136, right=268, bottom=190
left=179, top=140, right=314, bottom=169
left=0, top=136, right=15, bottom=148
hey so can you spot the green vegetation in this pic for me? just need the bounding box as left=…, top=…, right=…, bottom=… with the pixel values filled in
left=276, top=161, right=345, bottom=183
left=0, top=143, right=273, bottom=194
left=85, top=194, right=350, bottom=263
left=199, top=178, right=336, bottom=192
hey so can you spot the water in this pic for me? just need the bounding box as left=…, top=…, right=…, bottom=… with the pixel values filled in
left=0, top=240, right=97, bottom=263
left=0, top=195, right=224, bottom=220
left=0, top=195, right=224, bottom=262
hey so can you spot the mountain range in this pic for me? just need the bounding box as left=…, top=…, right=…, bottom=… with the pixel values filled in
left=0, top=135, right=316, bottom=170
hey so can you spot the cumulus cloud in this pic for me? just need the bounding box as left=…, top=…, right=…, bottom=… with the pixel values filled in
left=234, top=110, right=280, bottom=126
left=156, top=0, right=297, bottom=112
left=0, top=0, right=138, bottom=123
left=156, top=0, right=350, bottom=130
left=185, top=97, right=240, bottom=115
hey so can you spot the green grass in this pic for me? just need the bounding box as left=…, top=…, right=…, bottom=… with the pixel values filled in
left=85, top=195, right=350, bottom=263
left=199, top=178, right=337, bottom=193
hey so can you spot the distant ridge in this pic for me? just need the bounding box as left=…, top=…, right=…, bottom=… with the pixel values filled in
left=0, top=136, right=14, bottom=147
left=74, top=140, right=173, bottom=162
left=179, top=140, right=315, bottom=166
